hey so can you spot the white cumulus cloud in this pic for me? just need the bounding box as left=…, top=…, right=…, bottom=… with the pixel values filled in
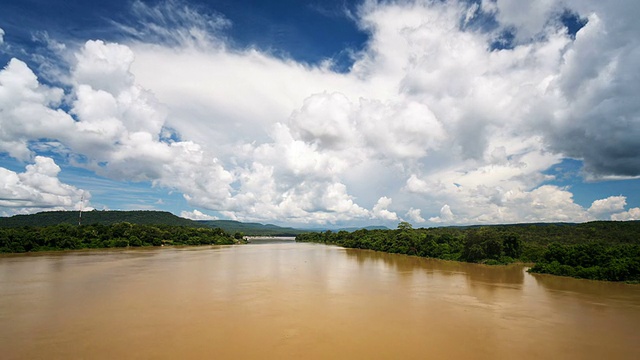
left=611, top=208, right=640, bottom=221
left=0, top=156, right=88, bottom=210
left=372, top=196, right=398, bottom=221
left=180, top=209, right=218, bottom=221
left=406, top=208, right=425, bottom=224
left=588, top=196, right=627, bottom=214
left=429, top=205, right=455, bottom=223
left=1, top=0, right=639, bottom=226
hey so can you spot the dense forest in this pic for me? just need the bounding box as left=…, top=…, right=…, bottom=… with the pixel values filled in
left=296, top=221, right=640, bottom=282
left=0, top=222, right=239, bottom=253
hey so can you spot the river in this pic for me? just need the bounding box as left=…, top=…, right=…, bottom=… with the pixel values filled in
left=1, top=241, right=639, bottom=359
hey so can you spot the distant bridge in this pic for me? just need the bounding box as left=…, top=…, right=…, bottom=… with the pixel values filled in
left=244, top=236, right=297, bottom=243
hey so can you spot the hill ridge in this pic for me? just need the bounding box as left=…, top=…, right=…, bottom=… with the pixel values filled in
left=0, top=210, right=202, bottom=228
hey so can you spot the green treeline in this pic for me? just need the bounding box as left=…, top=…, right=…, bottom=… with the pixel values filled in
left=0, top=222, right=237, bottom=253
left=529, top=243, right=640, bottom=281
left=296, top=221, right=640, bottom=282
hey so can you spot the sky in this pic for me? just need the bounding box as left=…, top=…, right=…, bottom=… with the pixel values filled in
left=0, top=0, right=639, bottom=228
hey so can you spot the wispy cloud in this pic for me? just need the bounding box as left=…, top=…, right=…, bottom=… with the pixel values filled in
left=112, top=0, right=231, bottom=48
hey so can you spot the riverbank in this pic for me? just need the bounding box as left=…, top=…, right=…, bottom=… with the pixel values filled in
left=0, top=223, right=238, bottom=253
left=296, top=222, right=640, bottom=282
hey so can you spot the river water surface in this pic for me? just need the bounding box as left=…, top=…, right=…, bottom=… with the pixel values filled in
left=1, top=240, right=639, bottom=359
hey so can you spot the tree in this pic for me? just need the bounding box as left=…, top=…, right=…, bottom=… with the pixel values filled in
left=397, top=221, right=413, bottom=231
left=484, top=237, right=503, bottom=260
left=503, top=234, right=522, bottom=258
left=129, top=235, right=142, bottom=247
left=467, top=244, right=486, bottom=262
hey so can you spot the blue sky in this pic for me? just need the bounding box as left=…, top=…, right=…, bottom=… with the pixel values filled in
left=0, top=0, right=639, bottom=227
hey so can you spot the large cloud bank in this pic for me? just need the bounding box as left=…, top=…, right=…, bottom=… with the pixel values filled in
left=1, top=0, right=639, bottom=224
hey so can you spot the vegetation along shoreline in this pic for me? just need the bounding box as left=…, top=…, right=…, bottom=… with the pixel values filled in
left=296, top=221, right=640, bottom=283
left=1, top=210, right=638, bottom=283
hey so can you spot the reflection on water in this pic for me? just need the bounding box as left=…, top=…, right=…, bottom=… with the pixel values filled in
left=1, top=244, right=639, bottom=359
left=344, top=248, right=525, bottom=284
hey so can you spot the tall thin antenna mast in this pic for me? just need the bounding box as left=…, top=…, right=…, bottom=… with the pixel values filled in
left=78, top=194, right=84, bottom=226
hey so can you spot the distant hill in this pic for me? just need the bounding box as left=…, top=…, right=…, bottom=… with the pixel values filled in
left=197, top=220, right=308, bottom=236
left=327, top=225, right=390, bottom=232
left=438, top=221, right=640, bottom=245
left=196, top=221, right=390, bottom=236
left=0, top=210, right=205, bottom=228
left=0, top=211, right=388, bottom=235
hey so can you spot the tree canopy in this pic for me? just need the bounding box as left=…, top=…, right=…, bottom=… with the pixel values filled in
left=0, top=223, right=237, bottom=253
left=296, top=221, right=640, bottom=282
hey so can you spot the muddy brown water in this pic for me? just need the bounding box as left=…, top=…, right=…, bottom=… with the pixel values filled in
left=1, top=241, right=639, bottom=359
